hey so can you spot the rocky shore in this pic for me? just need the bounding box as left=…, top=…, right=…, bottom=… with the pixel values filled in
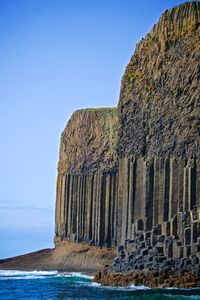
left=93, top=224, right=200, bottom=288
left=94, top=268, right=200, bottom=288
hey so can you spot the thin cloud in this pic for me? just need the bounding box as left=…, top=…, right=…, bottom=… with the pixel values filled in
left=0, top=205, right=54, bottom=212
left=0, top=205, right=54, bottom=230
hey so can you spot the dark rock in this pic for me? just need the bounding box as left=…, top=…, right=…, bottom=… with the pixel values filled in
left=141, top=249, right=149, bottom=256
left=118, top=245, right=124, bottom=253
left=119, top=251, right=126, bottom=259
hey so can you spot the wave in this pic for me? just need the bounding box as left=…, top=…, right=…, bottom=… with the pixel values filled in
left=128, top=284, right=150, bottom=290
left=94, top=283, right=150, bottom=291
left=65, top=272, right=94, bottom=280
left=0, top=270, right=58, bottom=276
left=0, top=270, right=59, bottom=280
left=2, top=270, right=199, bottom=297
left=0, top=270, right=94, bottom=281
left=0, top=275, right=48, bottom=280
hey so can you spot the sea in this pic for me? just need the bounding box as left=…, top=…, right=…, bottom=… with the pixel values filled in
left=0, top=270, right=200, bottom=300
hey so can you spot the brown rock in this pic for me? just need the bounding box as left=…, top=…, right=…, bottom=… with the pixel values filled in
left=58, top=108, right=118, bottom=175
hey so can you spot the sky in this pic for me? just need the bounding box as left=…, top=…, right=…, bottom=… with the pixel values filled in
left=0, top=0, right=187, bottom=258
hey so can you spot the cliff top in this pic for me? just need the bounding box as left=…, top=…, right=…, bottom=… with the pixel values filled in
left=58, top=107, right=118, bottom=174
left=75, top=107, right=117, bottom=113
left=150, top=1, right=200, bottom=36
left=133, top=2, right=200, bottom=55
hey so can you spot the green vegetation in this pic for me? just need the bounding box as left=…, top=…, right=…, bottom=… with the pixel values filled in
left=124, top=68, right=144, bottom=94
left=144, top=81, right=155, bottom=92
left=75, top=107, right=117, bottom=114
left=147, top=32, right=159, bottom=43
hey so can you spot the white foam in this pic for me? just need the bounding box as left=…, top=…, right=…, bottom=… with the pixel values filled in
left=0, top=270, right=95, bottom=281
left=89, top=282, right=150, bottom=291
left=128, top=284, right=150, bottom=290
left=0, top=270, right=58, bottom=280
left=64, top=272, right=94, bottom=280
left=0, top=275, right=47, bottom=280
left=0, top=270, right=58, bottom=276
left=90, top=282, right=102, bottom=287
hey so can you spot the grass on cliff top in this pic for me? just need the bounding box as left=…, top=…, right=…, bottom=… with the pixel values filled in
left=75, top=107, right=118, bottom=114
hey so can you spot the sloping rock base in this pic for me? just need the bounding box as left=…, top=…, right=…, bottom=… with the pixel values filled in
left=0, top=241, right=115, bottom=272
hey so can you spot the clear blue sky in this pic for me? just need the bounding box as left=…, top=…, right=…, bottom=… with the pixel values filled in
left=0, top=0, right=186, bottom=258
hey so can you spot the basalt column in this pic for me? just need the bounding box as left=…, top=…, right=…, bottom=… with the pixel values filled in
left=116, top=1, right=200, bottom=251
left=117, top=157, right=200, bottom=250
left=55, top=2, right=200, bottom=256
left=54, top=108, right=118, bottom=247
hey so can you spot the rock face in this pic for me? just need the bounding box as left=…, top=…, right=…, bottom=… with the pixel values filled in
left=58, top=108, right=118, bottom=174
left=55, top=108, right=119, bottom=247
left=54, top=1, right=200, bottom=286
left=118, top=1, right=200, bottom=159
left=94, top=268, right=200, bottom=288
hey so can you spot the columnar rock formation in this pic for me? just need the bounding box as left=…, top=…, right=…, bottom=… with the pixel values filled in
left=55, top=1, right=200, bottom=279
left=118, top=1, right=200, bottom=159
left=55, top=108, right=118, bottom=247
left=1, top=1, right=199, bottom=277
left=115, top=1, right=200, bottom=251
left=117, top=157, right=200, bottom=246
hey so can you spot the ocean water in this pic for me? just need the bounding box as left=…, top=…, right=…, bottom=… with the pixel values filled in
left=0, top=270, right=200, bottom=300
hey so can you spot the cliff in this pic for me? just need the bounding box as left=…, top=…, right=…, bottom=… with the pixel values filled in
left=118, top=1, right=200, bottom=159
left=55, top=0, right=200, bottom=247
left=1, top=2, right=200, bottom=282
left=55, top=108, right=119, bottom=247
left=58, top=108, right=118, bottom=174
left=54, top=1, right=200, bottom=286
left=116, top=1, right=200, bottom=245
left=94, top=1, right=200, bottom=286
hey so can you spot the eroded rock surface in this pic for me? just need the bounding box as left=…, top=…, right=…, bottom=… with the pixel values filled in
left=118, top=1, right=200, bottom=159
left=0, top=241, right=115, bottom=272
left=58, top=108, right=118, bottom=174
left=94, top=268, right=200, bottom=288
left=55, top=108, right=118, bottom=246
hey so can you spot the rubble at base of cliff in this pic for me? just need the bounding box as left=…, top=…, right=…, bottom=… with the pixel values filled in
left=94, top=268, right=200, bottom=288
left=94, top=224, right=200, bottom=288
